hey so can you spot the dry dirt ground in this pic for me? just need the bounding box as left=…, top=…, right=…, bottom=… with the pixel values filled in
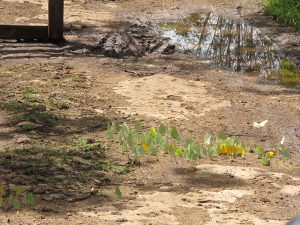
left=0, top=0, right=300, bottom=224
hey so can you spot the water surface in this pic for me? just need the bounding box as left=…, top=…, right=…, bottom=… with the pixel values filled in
left=160, top=12, right=280, bottom=72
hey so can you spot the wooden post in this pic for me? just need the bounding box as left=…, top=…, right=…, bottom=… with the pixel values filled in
left=48, top=0, right=64, bottom=42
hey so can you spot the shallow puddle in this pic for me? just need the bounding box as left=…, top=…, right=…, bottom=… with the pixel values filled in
left=160, top=12, right=280, bottom=72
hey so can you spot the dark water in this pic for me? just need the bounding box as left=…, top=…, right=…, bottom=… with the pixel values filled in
left=160, top=12, right=280, bottom=72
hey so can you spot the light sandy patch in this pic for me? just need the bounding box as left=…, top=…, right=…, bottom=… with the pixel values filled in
left=78, top=188, right=285, bottom=225
left=114, top=74, right=231, bottom=120
left=196, top=164, right=263, bottom=180
left=204, top=211, right=285, bottom=225
left=269, top=172, right=300, bottom=181
left=280, top=185, right=300, bottom=195
left=2, top=0, right=117, bottom=29
left=80, top=189, right=253, bottom=225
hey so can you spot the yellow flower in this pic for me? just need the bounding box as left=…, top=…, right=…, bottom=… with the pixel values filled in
left=219, top=144, right=245, bottom=157
left=266, top=151, right=277, bottom=158
left=142, top=143, right=150, bottom=153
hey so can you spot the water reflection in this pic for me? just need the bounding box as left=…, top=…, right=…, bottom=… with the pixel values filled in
left=160, top=12, right=280, bottom=72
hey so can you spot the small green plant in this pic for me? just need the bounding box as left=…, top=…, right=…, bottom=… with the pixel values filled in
left=106, top=122, right=292, bottom=166
left=115, top=185, right=122, bottom=198
left=277, top=137, right=291, bottom=163
left=255, top=144, right=265, bottom=158
left=0, top=185, right=35, bottom=212
left=261, top=154, right=271, bottom=166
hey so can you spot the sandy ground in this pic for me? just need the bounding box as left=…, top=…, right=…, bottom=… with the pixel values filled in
left=0, top=0, right=300, bottom=224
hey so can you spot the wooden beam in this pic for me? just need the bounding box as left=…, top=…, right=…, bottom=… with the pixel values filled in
left=48, top=0, right=64, bottom=42
left=0, top=25, right=48, bottom=40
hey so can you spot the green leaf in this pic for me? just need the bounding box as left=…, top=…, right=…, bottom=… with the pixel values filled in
left=160, top=139, right=169, bottom=153
left=149, top=127, right=158, bottom=138
left=149, top=143, right=157, bottom=155
left=25, top=193, right=35, bottom=205
left=207, top=146, right=218, bottom=159
left=121, top=142, right=128, bottom=152
left=111, top=122, right=117, bottom=133
left=0, top=196, right=3, bottom=208
left=171, top=127, right=180, bottom=141
left=115, top=185, right=122, bottom=198
left=9, top=195, right=21, bottom=210
left=169, top=143, right=176, bottom=156
left=175, top=147, right=183, bottom=157
left=204, top=133, right=212, bottom=145
left=15, top=186, right=22, bottom=197
left=106, top=126, right=113, bottom=140
left=0, top=186, right=4, bottom=195
left=218, top=131, right=227, bottom=140
left=196, top=144, right=206, bottom=157
left=261, top=154, right=271, bottom=166
left=277, top=144, right=291, bottom=162
left=127, top=132, right=134, bottom=147
left=135, top=121, right=143, bottom=131
left=255, top=145, right=265, bottom=158
left=159, top=124, right=167, bottom=135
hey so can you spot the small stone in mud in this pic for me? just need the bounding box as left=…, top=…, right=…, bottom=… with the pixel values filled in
left=162, top=44, right=176, bottom=55
left=116, top=218, right=128, bottom=222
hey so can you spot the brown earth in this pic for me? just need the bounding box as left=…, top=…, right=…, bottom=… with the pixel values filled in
left=0, top=0, right=300, bottom=224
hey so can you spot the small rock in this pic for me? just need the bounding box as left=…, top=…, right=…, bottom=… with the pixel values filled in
left=94, top=108, right=104, bottom=115
left=50, top=193, right=67, bottom=200
left=72, top=48, right=91, bottom=54
left=162, top=44, right=176, bottom=55
left=73, top=157, right=92, bottom=165
left=17, top=121, right=41, bottom=129
left=14, top=134, right=31, bottom=144
left=68, top=193, right=91, bottom=202
left=34, top=205, right=54, bottom=212
left=42, top=196, right=54, bottom=202
left=116, top=218, right=128, bottom=222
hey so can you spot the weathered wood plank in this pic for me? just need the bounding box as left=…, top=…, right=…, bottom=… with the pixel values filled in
left=0, top=25, right=48, bottom=40
left=48, top=0, right=64, bottom=42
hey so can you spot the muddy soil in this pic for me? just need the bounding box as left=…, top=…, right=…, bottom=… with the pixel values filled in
left=0, top=0, right=300, bottom=224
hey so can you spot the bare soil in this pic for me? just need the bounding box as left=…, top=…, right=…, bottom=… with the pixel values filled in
left=0, top=0, right=300, bottom=224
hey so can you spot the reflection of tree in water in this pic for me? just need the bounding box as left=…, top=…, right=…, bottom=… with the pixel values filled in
left=161, top=12, right=279, bottom=72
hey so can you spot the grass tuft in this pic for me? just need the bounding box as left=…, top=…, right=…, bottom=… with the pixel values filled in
left=264, top=0, right=300, bottom=28
left=278, top=58, right=300, bottom=87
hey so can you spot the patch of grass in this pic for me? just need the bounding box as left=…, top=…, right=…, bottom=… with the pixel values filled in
left=10, top=111, right=57, bottom=126
left=71, top=75, right=83, bottom=82
left=74, top=139, right=100, bottom=151
left=278, top=58, right=300, bottom=87
left=23, top=88, right=39, bottom=103
left=26, top=112, right=57, bottom=124
left=46, top=100, right=70, bottom=110
left=23, top=88, right=39, bottom=95
left=264, top=0, right=300, bottom=28
left=2, top=92, right=57, bottom=125
left=7, top=64, right=22, bottom=72
left=2, top=100, right=46, bottom=112
left=101, top=160, right=137, bottom=174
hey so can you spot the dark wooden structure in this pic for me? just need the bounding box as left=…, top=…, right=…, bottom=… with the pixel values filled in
left=0, top=0, right=64, bottom=42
